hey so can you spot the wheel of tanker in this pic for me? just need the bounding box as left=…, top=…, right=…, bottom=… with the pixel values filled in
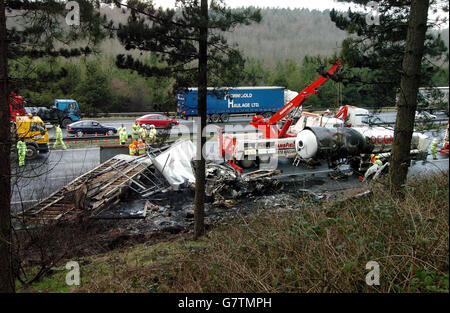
left=211, top=114, right=221, bottom=123
left=26, top=145, right=38, bottom=160
left=221, top=113, right=229, bottom=123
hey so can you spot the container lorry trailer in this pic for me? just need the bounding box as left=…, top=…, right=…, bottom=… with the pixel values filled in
left=176, top=87, right=298, bottom=123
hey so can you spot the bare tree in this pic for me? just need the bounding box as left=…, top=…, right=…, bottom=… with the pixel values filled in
left=389, top=0, right=430, bottom=191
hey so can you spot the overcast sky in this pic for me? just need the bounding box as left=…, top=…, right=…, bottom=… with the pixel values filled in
left=150, top=0, right=448, bottom=28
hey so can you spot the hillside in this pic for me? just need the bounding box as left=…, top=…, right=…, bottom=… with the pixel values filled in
left=97, top=7, right=448, bottom=68
left=225, top=8, right=347, bottom=67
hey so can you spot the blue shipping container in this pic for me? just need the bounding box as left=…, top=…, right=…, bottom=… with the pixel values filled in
left=177, top=87, right=285, bottom=119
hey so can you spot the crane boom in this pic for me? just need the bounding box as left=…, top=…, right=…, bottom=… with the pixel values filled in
left=250, top=59, right=342, bottom=139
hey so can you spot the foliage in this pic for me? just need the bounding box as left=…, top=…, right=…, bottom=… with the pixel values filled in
left=329, top=0, right=449, bottom=107
left=17, top=172, right=449, bottom=293
left=112, top=0, right=261, bottom=91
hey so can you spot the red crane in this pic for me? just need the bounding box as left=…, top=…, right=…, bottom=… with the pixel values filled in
left=250, top=59, right=342, bottom=139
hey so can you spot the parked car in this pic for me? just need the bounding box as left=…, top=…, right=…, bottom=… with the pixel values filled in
left=136, top=113, right=179, bottom=129
left=67, top=120, right=117, bottom=137
left=415, top=111, right=437, bottom=120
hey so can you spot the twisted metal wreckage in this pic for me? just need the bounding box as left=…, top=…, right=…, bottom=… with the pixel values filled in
left=13, top=140, right=287, bottom=226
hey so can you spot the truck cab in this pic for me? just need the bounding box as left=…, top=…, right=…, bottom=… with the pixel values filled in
left=54, top=99, right=81, bottom=128
left=13, top=115, right=50, bottom=159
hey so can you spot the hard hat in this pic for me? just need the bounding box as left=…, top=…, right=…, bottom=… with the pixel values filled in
left=150, top=124, right=155, bottom=128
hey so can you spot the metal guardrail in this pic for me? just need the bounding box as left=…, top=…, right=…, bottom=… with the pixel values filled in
left=49, top=134, right=122, bottom=144
left=85, top=112, right=177, bottom=118
left=371, top=118, right=448, bottom=127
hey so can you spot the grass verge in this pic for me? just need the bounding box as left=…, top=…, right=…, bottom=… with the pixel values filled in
left=18, top=172, right=449, bottom=293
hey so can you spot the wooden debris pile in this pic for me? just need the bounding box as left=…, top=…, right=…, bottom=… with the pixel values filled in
left=14, top=155, right=164, bottom=225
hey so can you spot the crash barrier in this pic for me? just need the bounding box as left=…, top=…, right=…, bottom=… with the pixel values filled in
left=370, top=118, right=448, bottom=127
left=85, top=112, right=177, bottom=118
left=46, top=118, right=447, bottom=146
left=49, top=134, right=122, bottom=145
left=100, top=145, right=129, bottom=163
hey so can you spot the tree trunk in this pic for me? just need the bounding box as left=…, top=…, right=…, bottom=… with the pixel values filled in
left=194, top=0, right=208, bottom=240
left=0, top=0, right=14, bottom=292
left=389, top=0, right=429, bottom=192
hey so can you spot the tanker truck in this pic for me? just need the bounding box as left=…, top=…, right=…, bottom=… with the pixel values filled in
left=294, top=125, right=429, bottom=172
left=217, top=60, right=430, bottom=173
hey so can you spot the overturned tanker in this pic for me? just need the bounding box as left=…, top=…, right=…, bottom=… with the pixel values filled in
left=295, top=126, right=430, bottom=170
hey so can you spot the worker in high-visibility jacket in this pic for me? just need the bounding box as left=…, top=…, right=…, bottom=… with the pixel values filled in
left=137, top=140, right=146, bottom=155
left=119, top=128, right=128, bottom=145
left=53, top=124, right=67, bottom=150
left=140, top=126, right=148, bottom=143
left=430, top=138, right=439, bottom=160
left=363, top=155, right=382, bottom=182
left=148, top=124, right=157, bottom=144
left=118, top=124, right=126, bottom=134
left=129, top=140, right=137, bottom=155
left=17, top=140, right=27, bottom=167
left=131, top=121, right=141, bottom=140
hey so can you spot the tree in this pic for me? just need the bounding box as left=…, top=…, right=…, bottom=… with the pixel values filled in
left=76, top=59, right=114, bottom=115
left=111, top=0, right=260, bottom=239
left=194, top=0, right=207, bottom=239
left=389, top=0, right=431, bottom=191
left=0, top=0, right=13, bottom=293
left=330, top=0, right=448, bottom=108
left=1, top=0, right=110, bottom=292
left=330, top=0, right=448, bottom=190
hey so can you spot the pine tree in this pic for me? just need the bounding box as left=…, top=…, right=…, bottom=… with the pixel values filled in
left=330, top=0, right=448, bottom=107
left=330, top=0, right=447, bottom=190
left=0, top=0, right=111, bottom=292
left=110, top=0, right=261, bottom=239
left=389, top=0, right=432, bottom=191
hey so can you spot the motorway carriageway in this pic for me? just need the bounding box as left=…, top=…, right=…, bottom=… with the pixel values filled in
left=45, top=111, right=449, bottom=139
left=11, top=128, right=449, bottom=211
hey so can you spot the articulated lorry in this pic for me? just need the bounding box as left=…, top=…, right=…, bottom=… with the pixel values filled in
left=9, top=93, right=82, bottom=128
left=176, top=87, right=298, bottom=123
left=26, top=99, right=82, bottom=128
